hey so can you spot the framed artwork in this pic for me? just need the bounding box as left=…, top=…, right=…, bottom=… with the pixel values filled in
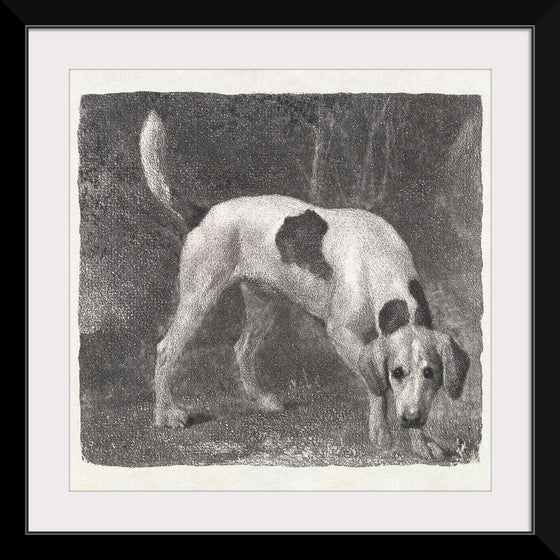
left=26, top=25, right=536, bottom=536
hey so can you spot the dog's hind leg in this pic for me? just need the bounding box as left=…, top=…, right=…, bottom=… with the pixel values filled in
left=154, top=220, right=237, bottom=428
left=234, top=282, right=283, bottom=412
left=153, top=301, right=201, bottom=428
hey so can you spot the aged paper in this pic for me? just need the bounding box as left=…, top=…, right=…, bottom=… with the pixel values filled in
left=70, top=69, right=491, bottom=491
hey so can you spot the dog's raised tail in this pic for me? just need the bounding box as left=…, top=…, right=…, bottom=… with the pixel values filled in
left=140, top=110, right=208, bottom=228
left=140, top=111, right=177, bottom=217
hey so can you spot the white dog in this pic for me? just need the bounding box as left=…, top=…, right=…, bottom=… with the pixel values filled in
left=140, top=110, right=469, bottom=458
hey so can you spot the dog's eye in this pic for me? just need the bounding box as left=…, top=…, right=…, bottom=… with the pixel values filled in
left=392, top=367, right=405, bottom=380
left=423, top=367, right=434, bottom=379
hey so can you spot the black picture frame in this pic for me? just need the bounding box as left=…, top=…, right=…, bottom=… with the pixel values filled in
left=19, top=16, right=547, bottom=544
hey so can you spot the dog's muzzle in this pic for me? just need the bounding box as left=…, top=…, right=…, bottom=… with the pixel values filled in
left=400, top=409, right=426, bottom=428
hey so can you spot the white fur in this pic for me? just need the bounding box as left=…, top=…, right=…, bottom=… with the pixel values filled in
left=191, top=194, right=421, bottom=330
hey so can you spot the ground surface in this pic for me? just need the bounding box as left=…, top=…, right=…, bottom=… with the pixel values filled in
left=80, top=344, right=481, bottom=468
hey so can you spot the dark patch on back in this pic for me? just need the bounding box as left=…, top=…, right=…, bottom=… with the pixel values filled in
left=379, top=299, right=410, bottom=335
left=408, top=279, right=433, bottom=328
left=275, top=209, right=333, bottom=280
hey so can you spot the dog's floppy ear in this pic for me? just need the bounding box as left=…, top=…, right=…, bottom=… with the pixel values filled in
left=437, top=333, right=470, bottom=400
left=358, top=339, right=389, bottom=395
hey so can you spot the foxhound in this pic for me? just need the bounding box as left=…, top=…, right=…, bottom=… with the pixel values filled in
left=140, top=111, right=470, bottom=458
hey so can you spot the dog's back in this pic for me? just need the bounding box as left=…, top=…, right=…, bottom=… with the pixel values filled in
left=140, top=111, right=418, bottom=321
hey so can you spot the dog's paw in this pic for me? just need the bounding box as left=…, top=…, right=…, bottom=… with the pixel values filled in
left=408, top=429, right=433, bottom=460
left=154, top=405, right=189, bottom=428
left=411, top=440, right=432, bottom=460
left=426, top=441, right=446, bottom=460
left=409, top=431, right=447, bottom=460
left=254, top=393, right=284, bottom=412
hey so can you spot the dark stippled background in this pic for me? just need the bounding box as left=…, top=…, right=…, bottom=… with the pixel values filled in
left=78, top=92, right=483, bottom=467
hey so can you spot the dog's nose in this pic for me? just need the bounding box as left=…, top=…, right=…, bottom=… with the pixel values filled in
left=401, top=409, right=422, bottom=427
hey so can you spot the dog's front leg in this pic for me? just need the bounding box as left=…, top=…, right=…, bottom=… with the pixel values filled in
left=407, top=429, right=446, bottom=460
left=393, top=423, right=446, bottom=460
left=326, top=324, right=392, bottom=451
left=366, top=392, right=393, bottom=451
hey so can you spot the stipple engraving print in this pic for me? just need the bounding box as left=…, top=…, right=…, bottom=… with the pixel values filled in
left=78, top=91, right=482, bottom=468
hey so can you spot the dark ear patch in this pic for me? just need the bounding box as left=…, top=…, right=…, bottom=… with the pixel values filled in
left=408, top=279, right=433, bottom=329
left=442, top=335, right=470, bottom=400
left=275, top=209, right=333, bottom=280
left=379, top=299, right=410, bottom=335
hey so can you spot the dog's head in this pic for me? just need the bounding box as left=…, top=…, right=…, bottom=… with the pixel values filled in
left=358, top=325, right=470, bottom=428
